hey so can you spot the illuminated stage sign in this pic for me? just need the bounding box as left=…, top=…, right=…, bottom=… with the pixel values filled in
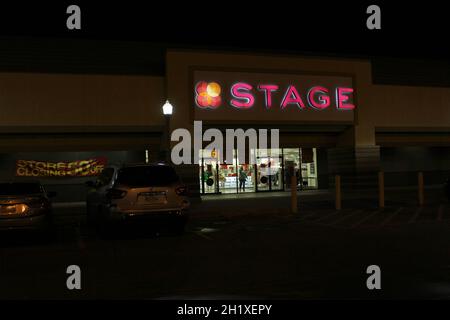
left=195, top=81, right=355, bottom=111
left=16, top=157, right=107, bottom=177
left=193, top=70, right=355, bottom=122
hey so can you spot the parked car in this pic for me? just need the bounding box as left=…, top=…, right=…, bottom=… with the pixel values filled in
left=0, top=181, right=55, bottom=233
left=86, top=163, right=190, bottom=234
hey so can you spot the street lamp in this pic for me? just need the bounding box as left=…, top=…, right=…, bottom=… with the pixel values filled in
left=162, top=100, right=173, bottom=116
left=161, top=100, right=173, bottom=162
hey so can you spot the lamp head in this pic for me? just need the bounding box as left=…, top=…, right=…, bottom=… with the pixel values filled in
left=162, top=100, right=173, bottom=115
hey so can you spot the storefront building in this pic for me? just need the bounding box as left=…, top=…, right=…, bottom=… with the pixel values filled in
left=1, top=47, right=450, bottom=201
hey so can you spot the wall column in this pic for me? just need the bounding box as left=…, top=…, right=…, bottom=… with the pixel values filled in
left=328, top=125, right=380, bottom=190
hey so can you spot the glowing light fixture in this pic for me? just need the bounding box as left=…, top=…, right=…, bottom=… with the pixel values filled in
left=162, top=100, right=173, bottom=115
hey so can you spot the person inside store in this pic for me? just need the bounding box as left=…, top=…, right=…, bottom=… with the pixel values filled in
left=271, top=169, right=279, bottom=187
left=285, top=166, right=291, bottom=190
left=285, top=165, right=297, bottom=190
left=203, top=166, right=215, bottom=192
left=296, top=168, right=303, bottom=190
left=238, top=167, right=247, bottom=192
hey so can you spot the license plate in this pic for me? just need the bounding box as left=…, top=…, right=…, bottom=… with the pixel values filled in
left=138, top=193, right=166, bottom=204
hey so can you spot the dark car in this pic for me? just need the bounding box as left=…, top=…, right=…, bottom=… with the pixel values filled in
left=0, top=181, right=56, bottom=233
left=86, top=163, right=190, bottom=234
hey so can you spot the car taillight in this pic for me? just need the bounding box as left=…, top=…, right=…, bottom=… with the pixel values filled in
left=175, top=186, right=189, bottom=196
left=106, top=189, right=127, bottom=199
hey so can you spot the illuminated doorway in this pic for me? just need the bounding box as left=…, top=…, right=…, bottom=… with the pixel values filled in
left=199, top=148, right=318, bottom=194
left=255, top=149, right=283, bottom=192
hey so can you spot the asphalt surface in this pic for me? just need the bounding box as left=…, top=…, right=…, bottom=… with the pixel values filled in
left=1, top=193, right=450, bottom=299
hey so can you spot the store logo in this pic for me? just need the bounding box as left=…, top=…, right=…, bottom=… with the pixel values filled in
left=195, top=81, right=222, bottom=109
left=194, top=81, right=355, bottom=111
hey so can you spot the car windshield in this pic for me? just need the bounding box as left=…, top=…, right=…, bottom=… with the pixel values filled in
left=0, top=183, right=42, bottom=195
left=116, top=166, right=180, bottom=187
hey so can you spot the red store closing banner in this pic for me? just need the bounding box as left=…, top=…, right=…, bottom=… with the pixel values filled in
left=15, top=157, right=107, bottom=177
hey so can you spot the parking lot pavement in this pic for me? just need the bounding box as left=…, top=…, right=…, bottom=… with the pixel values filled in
left=291, top=204, right=450, bottom=230
left=1, top=202, right=450, bottom=299
left=45, top=201, right=450, bottom=241
left=25, top=200, right=450, bottom=248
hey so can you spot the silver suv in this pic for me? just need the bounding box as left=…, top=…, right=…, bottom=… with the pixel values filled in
left=86, top=163, right=190, bottom=233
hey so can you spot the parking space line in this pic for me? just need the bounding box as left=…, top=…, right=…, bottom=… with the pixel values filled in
left=194, top=231, right=214, bottom=241
left=312, top=210, right=342, bottom=223
left=326, top=209, right=363, bottom=226
left=437, top=204, right=444, bottom=221
left=408, top=207, right=423, bottom=224
left=380, top=207, right=403, bottom=227
left=350, top=210, right=380, bottom=229
left=298, top=211, right=323, bottom=220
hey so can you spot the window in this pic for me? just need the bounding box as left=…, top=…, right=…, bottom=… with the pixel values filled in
left=96, top=168, right=114, bottom=187
left=116, top=166, right=180, bottom=187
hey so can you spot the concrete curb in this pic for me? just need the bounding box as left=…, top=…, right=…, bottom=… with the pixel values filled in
left=189, top=208, right=293, bottom=220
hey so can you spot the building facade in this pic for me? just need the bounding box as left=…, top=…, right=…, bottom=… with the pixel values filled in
left=1, top=49, right=450, bottom=201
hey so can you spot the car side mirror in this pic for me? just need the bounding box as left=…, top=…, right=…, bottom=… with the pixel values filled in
left=47, top=191, right=57, bottom=198
left=85, top=181, right=95, bottom=188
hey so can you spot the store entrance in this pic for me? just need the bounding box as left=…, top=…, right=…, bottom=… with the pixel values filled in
left=283, top=148, right=318, bottom=190
left=255, top=150, right=283, bottom=192
left=199, top=148, right=318, bottom=194
left=199, top=149, right=255, bottom=194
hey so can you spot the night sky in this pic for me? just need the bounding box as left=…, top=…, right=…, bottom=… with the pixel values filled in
left=0, top=2, right=448, bottom=61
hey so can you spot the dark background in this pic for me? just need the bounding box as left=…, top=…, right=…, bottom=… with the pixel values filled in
left=0, top=2, right=447, bottom=60
left=0, top=2, right=448, bottom=87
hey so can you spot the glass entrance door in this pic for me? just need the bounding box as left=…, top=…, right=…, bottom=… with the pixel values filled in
left=255, top=149, right=283, bottom=192
left=199, top=149, right=219, bottom=194
left=235, top=149, right=255, bottom=193
left=236, top=163, right=254, bottom=193
left=300, top=148, right=318, bottom=189
left=199, top=148, right=255, bottom=194
left=218, top=151, right=239, bottom=194
left=283, top=148, right=300, bottom=190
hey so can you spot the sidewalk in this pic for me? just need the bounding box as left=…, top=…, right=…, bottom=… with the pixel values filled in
left=199, top=184, right=444, bottom=201
left=190, top=184, right=448, bottom=219
left=191, top=189, right=330, bottom=220
left=50, top=185, right=448, bottom=220
left=200, top=189, right=329, bottom=201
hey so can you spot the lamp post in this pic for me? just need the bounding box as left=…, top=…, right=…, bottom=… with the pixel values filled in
left=161, top=100, right=173, bottom=163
